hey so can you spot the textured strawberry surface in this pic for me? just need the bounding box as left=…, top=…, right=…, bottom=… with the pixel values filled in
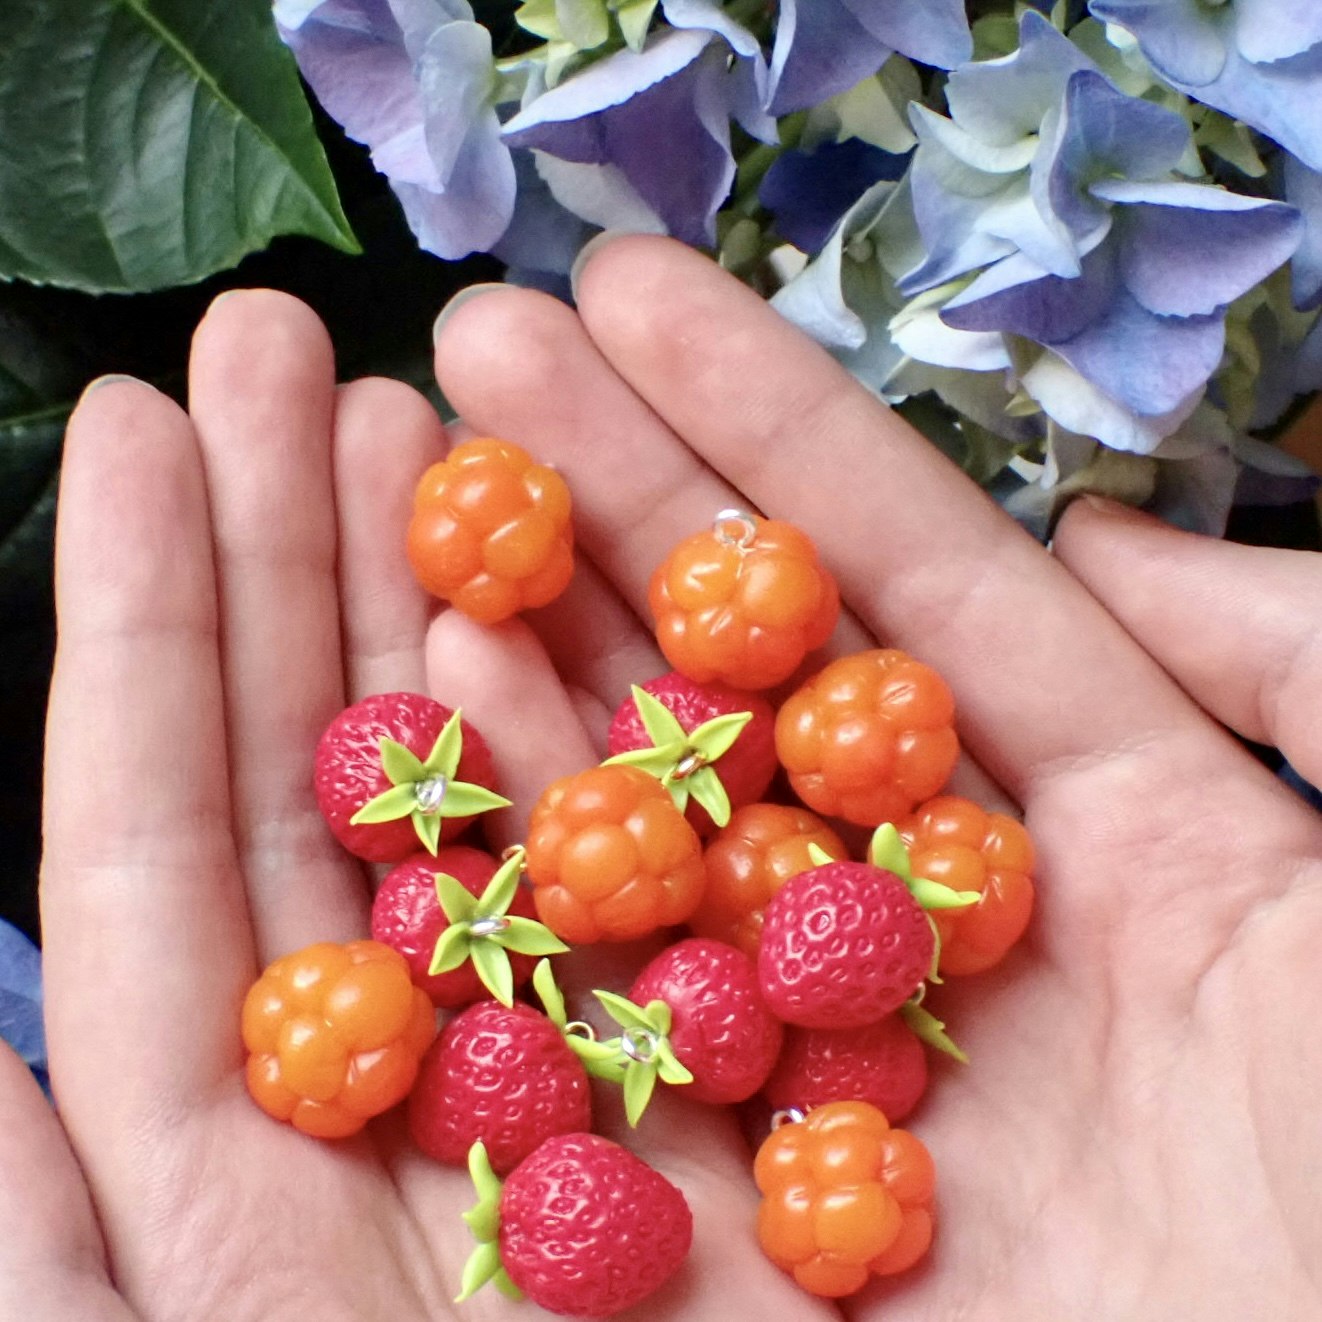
left=763, top=1013, right=928, bottom=1123
left=313, top=692, right=499, bottom=862
left=629, top=936, right=783, bottom=1104
left=408, top=1000, right=590, bottom=1175
left=500, top=1133, right=693, bottom=1318
left=607, top=671, right=777, bottom=834
left=371, top=847, right=538, bottom=1007
left=758, top=862, right=934, bottom=1029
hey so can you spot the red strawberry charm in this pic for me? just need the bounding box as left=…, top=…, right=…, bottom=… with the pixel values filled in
left=408, top=963, right=591, bottom=1175
left=588, top=937, right=783, bottom=1123
left=371, top=846, right=566, bottom=1008
left=314, top=693, right=510, bottom=861
left=457, top=1135, right=693, bottom=1317
left=605, top=675, right=776, bottom=835
left=758, top=861, right=936, bottom=1030
left=763, top=1014, right=929, bottom=1124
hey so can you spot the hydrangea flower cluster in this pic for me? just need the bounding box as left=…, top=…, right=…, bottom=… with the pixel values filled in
left=274, top=0, right=1322, bottom=533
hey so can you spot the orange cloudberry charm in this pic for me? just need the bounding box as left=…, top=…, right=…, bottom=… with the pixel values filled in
left=407, top=437, right=573, bottom=624
left=899, top=795, right=1036, bottom=976
left=776, top=648, right=960, bottom=826
left=242, top=939, right=436, bottom=1139
left=649, top=510, right=839, bottom=691
left=755, top=1100, right=936, bottom=1298
left=690, top=802, right=847, bottom=959
left=524, top=763, right=707, bottom=943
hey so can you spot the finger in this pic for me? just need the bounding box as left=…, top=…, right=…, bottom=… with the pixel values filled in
left=0, top=1045, right=138, bottom=1321
left=333, top=377, right=441, bottom=699
left=189, top=291, right=367, bottom=957
left=570, top=236, right=1203, bottom=800
left=1054, top=497, right=1322, bottom=787
left=42, top=379, right=251, bottom=1101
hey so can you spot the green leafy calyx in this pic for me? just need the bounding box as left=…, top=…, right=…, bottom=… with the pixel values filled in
left=590, top=990, right=695, bottom=1126
left=349, top=709, right=512, bottom=855
left=428, top=848, right=568, bottom=1005
left=455, top=1143, right=523, bottom=1303
left=602, top=685, right=751, bottom=828
left=868, top=824, right=980, bottom=911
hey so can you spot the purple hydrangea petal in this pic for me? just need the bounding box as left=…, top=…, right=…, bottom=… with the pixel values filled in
left=417, top=22, right=502, bottom=186
left=1232, top=0, right=1322, bottom=66
left=0, top=920, right=45, bottom=1081
left=837, top=0, right=972, bottom=71
left=760, top=139, right=907, bottom=253
left=941, top=246, right=1116, bottom=345
left=490, top=149, right=594, bottom=276
left=1096, top=179, right=1302, bottom=318
left=533, top=153, right=667, bottom=232
left=1284, top=154, right=1322, bottom=309
left=503, top=31, right=736, bottom=246
left=1089, top=0, right=1229, bottom=87
left=767, top=0, right=893, bottom=115
left=1052, top=286, right=1226, bottom=417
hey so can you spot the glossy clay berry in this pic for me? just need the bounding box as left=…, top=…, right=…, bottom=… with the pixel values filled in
left=407, top=437, right=574, bottom=624
left=755, top=1100, right=936, bottom=1297
left=649, top=510, right=839, bottom=691
left=900, top=795, right=1036, bottom=976
left=758, top=861, right=934, bottom=1029
left=690, top=802, right=847, bottom=959
left=776, top=649, right=960, bottom=826
left=524, top=763, right=706, bottom=943
left=460, top=1135, right=693, bottom=1317
left=242, top=939, right=435, bottom=1139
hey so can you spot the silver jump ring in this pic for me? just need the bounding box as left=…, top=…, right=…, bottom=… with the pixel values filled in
left=712, top=507, right=758, bottom=549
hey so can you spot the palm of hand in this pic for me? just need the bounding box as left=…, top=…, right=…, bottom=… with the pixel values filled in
left=17, top=238, right=1322, bottom=1322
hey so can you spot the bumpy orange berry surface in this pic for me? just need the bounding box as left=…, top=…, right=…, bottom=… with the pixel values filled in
left=690, top=802, right=848, bottom=958
left=407, top=437, right=573, bottom=624
left=648, top=513, right=839, bottom=690
left=754, top=1100, right=936, bottom=1298
left=241, top=939, right=436, bottom=1139
left=524, top=763, right=706, bottom=943
left=776, top=649, right=959, bottom=826
left=900, top=794, right=1035, bottom=976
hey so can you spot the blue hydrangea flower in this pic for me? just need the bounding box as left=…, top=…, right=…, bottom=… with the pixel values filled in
left=0, top=919, right=47, bottom=1097
left=768, top=0, right=972, bottom=114
left=1283, top=154, right=1322, bottom=310
left=1090, top=0, right=1322, bottom=171
left=502, top=27, right=771, bottom=247
left=276, top=0, right=517, bottom=259
left=892, top=13, right=1301, bottom=446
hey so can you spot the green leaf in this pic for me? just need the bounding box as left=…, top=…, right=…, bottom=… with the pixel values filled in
left=455, top=1240, right=503, bottom=1303
left=434, top=872, right=480, bottom=925
left=475, top=851, right=523, bottom=916
left=805, top=842, right=836, bottom=867
left=630, top=685, right=688, bottom=749
left=687, top=710, right=752, bottom=762
left=496, top=917, right=570, bottom=957
left=614, top=0, right=657, bottom=51
left=623, top=1058, right=659, bottom=1126
left=655, top=1044, right=694, bottom=1086
left=868, top=823, right=912, bottom=879
left=532, top=958, right=566, bottom=1025
left=414, top=811, right=442, bottom=856
left=493, top=1269, right=524, bottom=1302
left=427, top=923, right=473, bottom=977
left=379, top=737, right=426, bottom=786
left=909, top=878, right=980, bottom=911
left=602, top=743, right=686, bottom=778
left=471, top=941, right=515, bottom=1007
left=349, top=783, right=418, bottom=826
left=555, top=0, right=609, bottom=49
left=686, top=767, right=731, bottom=828
left=423, top=709, right=466, bottom=779
left=569, top=1037, right=628, bottom=1081
left=438, top=782, right=514, bottom=818
left=0, top=0, right=357, bottom=293
left=594, top=990, right=661, bottom=1034
left=515, top=0, right=561, bottom=40
left=901, top=999, right=968, bottom=1064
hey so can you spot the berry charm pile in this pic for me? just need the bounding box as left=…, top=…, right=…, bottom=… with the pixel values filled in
left=240, top=451, right=1037, bottom=1318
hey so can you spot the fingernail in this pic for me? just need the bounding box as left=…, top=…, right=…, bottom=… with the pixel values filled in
left=1080, top=494, right=1150, bottom=519
left=432, top=282, right=508, bottom=347
left=569, top=230, right=632, bottom=303
left=80, top=373, right=155, bottom=398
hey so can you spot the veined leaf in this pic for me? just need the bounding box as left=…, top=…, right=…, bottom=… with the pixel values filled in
left=0, top=0, right=357, bottom=293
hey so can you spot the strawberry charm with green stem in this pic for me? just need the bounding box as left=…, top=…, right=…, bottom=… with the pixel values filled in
left=604, top=675, right=776, bottom=835
left=315, top=693, right=511, bottom=862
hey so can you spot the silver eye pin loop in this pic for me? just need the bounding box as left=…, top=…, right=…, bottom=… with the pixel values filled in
left=713, top=507, right=758, bottom=549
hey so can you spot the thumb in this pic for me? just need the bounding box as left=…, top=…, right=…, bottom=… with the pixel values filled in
left=1053, top=496, right=1322, bottom=790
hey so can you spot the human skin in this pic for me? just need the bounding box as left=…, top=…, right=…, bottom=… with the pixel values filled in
left=7, top=234, right=1322, bottom=1320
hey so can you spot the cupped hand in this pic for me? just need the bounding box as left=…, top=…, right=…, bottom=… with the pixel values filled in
left=10, top=236, right=1322, bottom=1321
